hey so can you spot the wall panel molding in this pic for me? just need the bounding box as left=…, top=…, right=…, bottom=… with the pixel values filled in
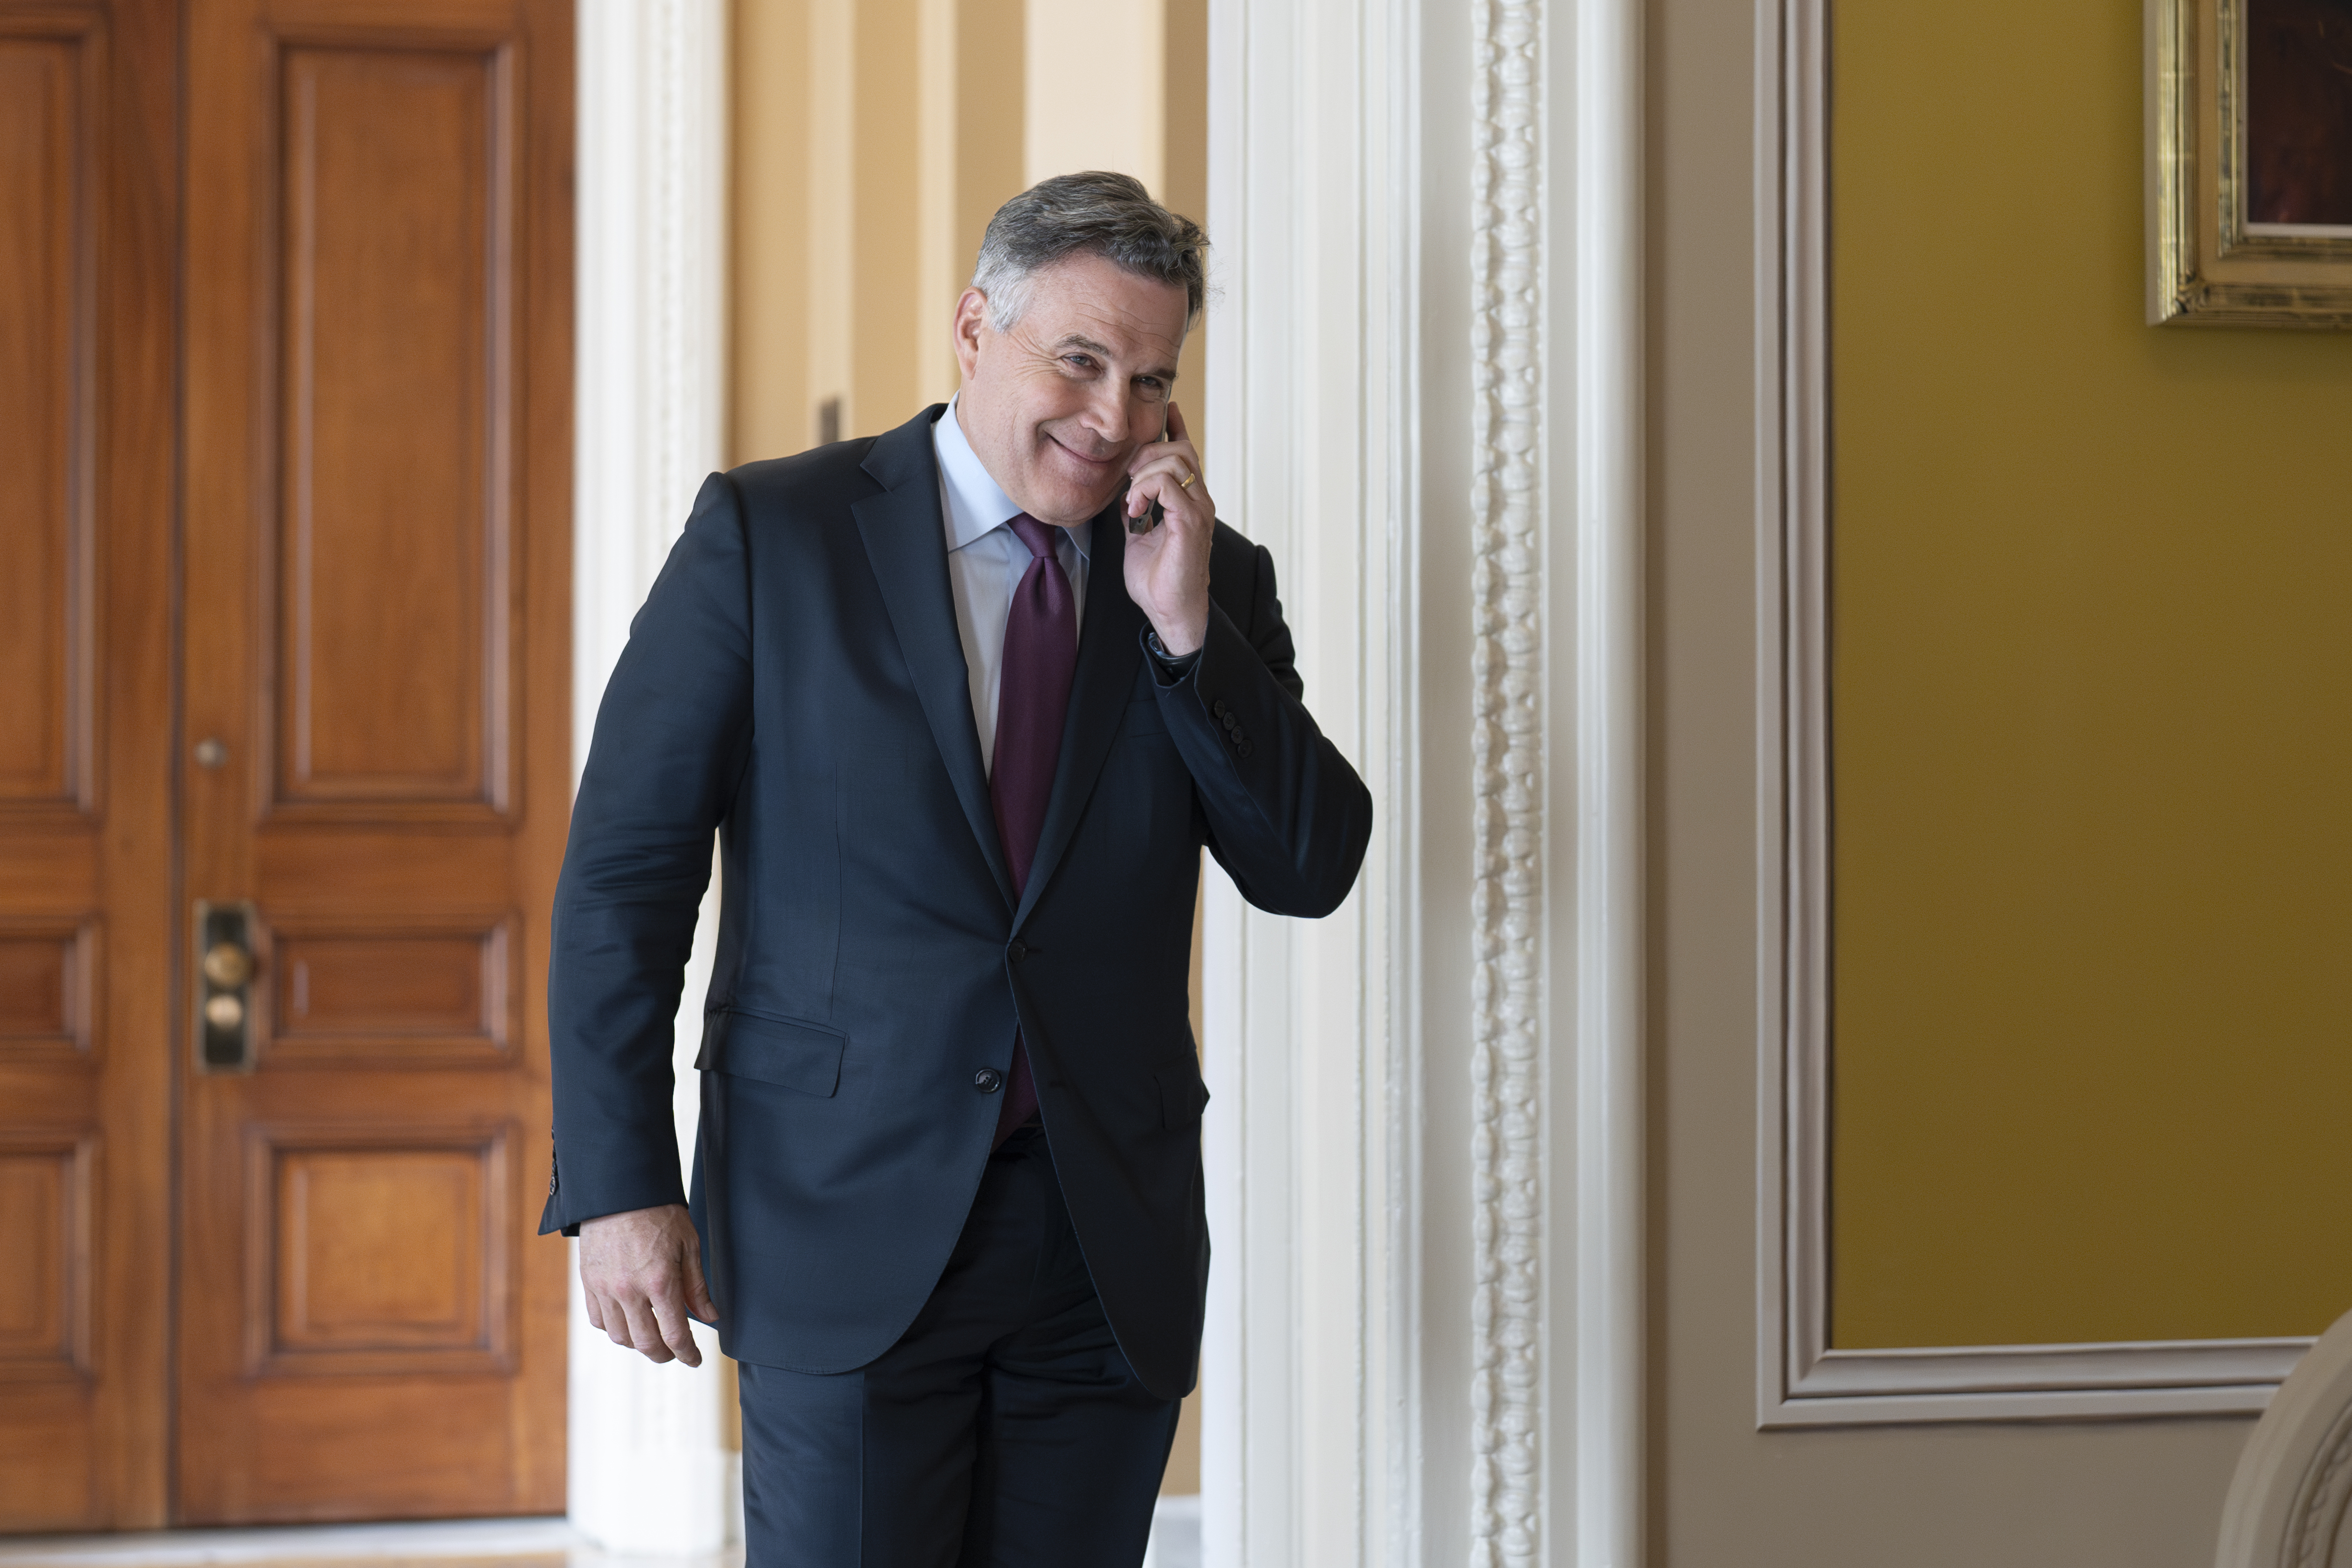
left=1751, top=0, right=2305, bottom=1428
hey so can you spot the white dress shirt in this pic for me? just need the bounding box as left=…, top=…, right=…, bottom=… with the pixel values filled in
left=933, top=395, right=1091, bottom=777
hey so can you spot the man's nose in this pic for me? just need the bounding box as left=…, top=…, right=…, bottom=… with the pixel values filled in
left=1080, top=381, right=1132, bottom=447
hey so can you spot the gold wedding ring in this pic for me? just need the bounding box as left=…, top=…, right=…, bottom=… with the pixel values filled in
left=1177, top=470, right=1196, bottom=490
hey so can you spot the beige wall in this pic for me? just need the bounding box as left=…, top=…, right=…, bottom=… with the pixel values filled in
left=732, top=0, right=810, bottom=465
left=730, top=0, right=1207, bottom=466
left=1648, top=0, right=2258, bottom=1559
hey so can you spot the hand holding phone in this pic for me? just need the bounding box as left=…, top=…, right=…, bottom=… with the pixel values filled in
left=1121, top=402, right=1213, bottom=657
left=1129, top=404, right=1174, bottom=535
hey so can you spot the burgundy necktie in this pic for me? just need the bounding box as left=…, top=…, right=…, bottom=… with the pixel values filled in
left=989, top=513, right=1077, bottom=1147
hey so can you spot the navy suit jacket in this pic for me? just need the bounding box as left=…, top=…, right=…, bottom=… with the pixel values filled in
left=539, top=405, right=1372, bottom=1399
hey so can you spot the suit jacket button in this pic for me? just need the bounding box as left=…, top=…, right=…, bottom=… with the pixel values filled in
left=1008, top=941, right=1027, bottom=962
left=1212, top=698, right=1228, bottom=718
left=1238, top=741, right=1254, bottom=758
left=974, top=1067, right=1004, bottom=1093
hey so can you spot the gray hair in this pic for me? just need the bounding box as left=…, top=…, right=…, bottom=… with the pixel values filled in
left=971, top=172, right=1208, bottom=332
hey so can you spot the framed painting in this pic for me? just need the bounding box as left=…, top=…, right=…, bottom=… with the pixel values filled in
left=2149, top=0, right=2352, bottom=327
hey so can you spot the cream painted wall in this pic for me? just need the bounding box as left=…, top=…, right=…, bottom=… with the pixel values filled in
left=1025, top=0, right=1163, bottom=191
left=730, top=0, right=1204, bottom=460
left=1647, top=0, right=2257, bottom=1560
left=731, top=0, right=809, bottom=466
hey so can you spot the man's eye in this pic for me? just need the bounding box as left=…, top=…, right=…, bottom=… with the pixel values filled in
left=1063, top=354, right=1096, bottom=371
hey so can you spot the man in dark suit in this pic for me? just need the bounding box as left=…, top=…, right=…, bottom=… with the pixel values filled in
left=541, top=172, right=1370, bottom=1566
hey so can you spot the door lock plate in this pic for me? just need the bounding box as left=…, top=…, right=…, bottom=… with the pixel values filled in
left=193, top=900, right=258, bottom=1072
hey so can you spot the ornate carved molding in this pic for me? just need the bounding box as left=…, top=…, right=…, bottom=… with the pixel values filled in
left=2217, top=1310, right=2352, bottom=1568
left=1469, top=0, right=1545, bottom=1559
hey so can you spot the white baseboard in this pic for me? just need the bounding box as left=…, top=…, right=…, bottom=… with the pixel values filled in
left=1143, top=1494, right=1200, bottom=1568
left=0, top=1519, right=577, bottom=1567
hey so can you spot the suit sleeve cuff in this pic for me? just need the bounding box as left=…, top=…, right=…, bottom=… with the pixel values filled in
left=1141, top=625, right=1203, bottom=684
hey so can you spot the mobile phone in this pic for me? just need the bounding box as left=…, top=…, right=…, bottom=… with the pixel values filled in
left=1129, top=404, right=1172, bottom=535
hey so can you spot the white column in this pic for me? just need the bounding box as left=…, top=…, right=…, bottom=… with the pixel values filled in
left=1199, top=0, right=1424, bottom=1562
left=570, top=0, right=733, bottom=1553
left=1203, top=0, right=1643, bottom=1562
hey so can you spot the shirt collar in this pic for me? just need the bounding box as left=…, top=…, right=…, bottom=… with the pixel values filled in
left=934, top=395, right=1093, bottom=561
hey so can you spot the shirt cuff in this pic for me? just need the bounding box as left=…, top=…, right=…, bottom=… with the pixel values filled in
left=1142, top=627, right=1202, bottom=683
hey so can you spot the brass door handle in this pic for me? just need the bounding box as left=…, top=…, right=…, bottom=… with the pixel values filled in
left=202, top=941, right=252, bottom=989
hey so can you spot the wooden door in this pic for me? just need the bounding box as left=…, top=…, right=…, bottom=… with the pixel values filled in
left=0, top=0, right=177, bottom=1532
left=174, top=0, right=572, bottom=1524
left=0, top=0, right=570, bottom=1531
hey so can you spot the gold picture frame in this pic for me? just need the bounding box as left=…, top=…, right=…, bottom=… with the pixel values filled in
left=2148, top=0, right=2352, bottom=328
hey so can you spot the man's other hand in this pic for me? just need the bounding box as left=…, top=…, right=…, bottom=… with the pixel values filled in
left=579, top=1203, right=719, bottom=1367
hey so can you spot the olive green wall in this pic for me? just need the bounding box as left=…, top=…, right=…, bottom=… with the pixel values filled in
left=1829, top=0, right=2352, bottom=1349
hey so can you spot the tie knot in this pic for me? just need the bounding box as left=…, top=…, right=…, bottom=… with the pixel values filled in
left=1007, top=513, right=1062, bottom=562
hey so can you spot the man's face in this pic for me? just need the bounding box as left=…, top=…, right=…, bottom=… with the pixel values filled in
left=951, top=253, right=1189, bottom=529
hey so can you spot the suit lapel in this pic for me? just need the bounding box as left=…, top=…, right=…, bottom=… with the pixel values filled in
left=853, top=412, right=1017, bottom=913
left=1013, top=509, right=1146, bottom=932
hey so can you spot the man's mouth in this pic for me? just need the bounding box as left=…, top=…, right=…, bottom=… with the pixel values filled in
left=1046, top=433, right=1120, bottom=470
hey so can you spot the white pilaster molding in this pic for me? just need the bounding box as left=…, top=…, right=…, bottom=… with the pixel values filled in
left=1206, top=0, right=1641, bottom=1558
left=1751, top=0, right=2302, bottom=1428
left=570, top=0, right=732, bottom=1551
left=1201, top=0, right=1424, bottom=1562
left=1471, top=0, right=1647, bottom=1557
left=1548, top=0, right=1646, bottom=1554
left=1468, top=0, right=1547, bottom=1553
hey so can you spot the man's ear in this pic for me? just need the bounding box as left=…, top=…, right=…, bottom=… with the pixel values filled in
left=951, top=289, right=990, bottom=383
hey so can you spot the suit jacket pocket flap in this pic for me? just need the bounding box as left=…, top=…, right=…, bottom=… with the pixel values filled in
left=1154, top=1059, right=1211, bottom=1129
left=697, top=1011, right=846, bottom=1097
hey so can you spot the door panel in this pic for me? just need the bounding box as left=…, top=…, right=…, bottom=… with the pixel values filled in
left=174, top=0, right=569, bottom=1526
left=264, top=916, right=517, bottom=1066
left=272, top=40, right=512, bottom=813
left=250, top=1126, right=511, bottom=1372
left=0, top=27, right=93, bottom=812
left=0, top=0, right=176, bottom=1533
left=0, top=1137, right=94, bottom=1375
left=0, top=921, right=97, bottom=1058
